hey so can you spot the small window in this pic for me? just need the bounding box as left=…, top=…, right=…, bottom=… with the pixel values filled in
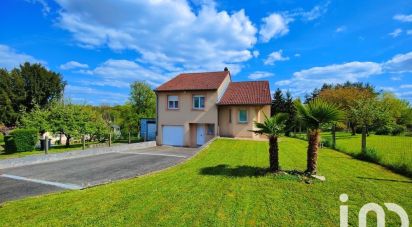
left=238, top=110, right=248, bottom=123
left=229, top=109, right=232, bottom=123
left=193, top=95, right=205, bottom=109
left=168, top=96, right=179, bottom=109
left=207, top=124, right=214, bottom=135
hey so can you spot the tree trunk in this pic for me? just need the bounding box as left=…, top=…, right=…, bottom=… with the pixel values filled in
left=128, top=131, right=131, bottom=144
left=350, top=122, right=356, bottom=136
left=306, top=129, right=320, bottom=175
left=65, top=135, right=71, bottom=147
left=361, top=126, right=367, bottom=154
left=331, top=123, right=336, bottom=149
left=268, top=135, right=279, bottom=172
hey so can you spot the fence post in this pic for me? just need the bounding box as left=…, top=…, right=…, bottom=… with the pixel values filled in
left=109, top=133, right=112, bottom=147
left=44, top=135, right=48, bottom=154
left=128, top=131, right=131, bottom=144
left=82, top=135, right=85, bottom=150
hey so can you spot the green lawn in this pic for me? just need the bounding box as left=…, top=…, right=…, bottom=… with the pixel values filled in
left=0, top=138, right=410, bottom=226
left=297, top=132, right=412, bottom=177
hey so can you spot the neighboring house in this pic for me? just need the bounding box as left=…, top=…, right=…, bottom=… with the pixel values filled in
left=155, top=68, right=272, bottom=147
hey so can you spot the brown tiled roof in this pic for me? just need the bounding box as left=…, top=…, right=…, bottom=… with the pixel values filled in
left=155, top=71, right=229, bottom=91
left=218, top=81, right=272, bottom=105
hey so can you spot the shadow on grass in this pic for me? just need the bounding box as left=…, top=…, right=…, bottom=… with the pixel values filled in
left=199, top=164, right=267, bottom=177
left=199, top=164, right=310, bottom=182
left=357, top=177, right=412, bottom=184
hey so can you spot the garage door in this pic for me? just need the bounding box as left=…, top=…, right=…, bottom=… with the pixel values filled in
left=162, top=125, right=184, bottom=146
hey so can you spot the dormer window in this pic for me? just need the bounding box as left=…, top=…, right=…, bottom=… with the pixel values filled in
left=193, top=95, right=205, bottom=110
left=168, top=96, right=179, bottom=109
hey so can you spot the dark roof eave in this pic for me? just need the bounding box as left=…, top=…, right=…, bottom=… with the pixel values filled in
left=155, top=88, right=218, bottom=92
left=217, top=103, right=272, bottom=106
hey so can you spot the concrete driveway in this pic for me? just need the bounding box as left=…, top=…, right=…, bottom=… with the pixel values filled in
left=0, top=146, right=198, bottom=203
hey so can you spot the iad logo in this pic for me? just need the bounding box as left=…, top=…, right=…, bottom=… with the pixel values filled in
left=339, top=194, right=409, bottom=227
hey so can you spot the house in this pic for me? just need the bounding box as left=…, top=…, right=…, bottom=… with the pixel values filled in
left=154, top=68, right=272, bottom=147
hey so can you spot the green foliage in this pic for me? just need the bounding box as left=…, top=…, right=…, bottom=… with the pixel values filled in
left=0, top=63, right=66, bottom=127
left=271, top=88, right=285, bottom=114
left=5, top=129, right=38, bottom=153
left=129, top=81, right=156, bottom=118
left=252, top=113, right=288, bottom=136
left=294, top=98, right=344, bottom=129
left=19, top=105, right=51, bottom=134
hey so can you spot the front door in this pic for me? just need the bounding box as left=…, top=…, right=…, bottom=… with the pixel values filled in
left=196, top=125, right=205, bottom=146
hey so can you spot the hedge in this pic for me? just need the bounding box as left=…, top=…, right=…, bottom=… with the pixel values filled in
left=4, top=129, right=38, bottom=153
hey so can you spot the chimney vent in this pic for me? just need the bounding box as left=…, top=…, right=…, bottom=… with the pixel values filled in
left=224, top=67, right=229, bottom=71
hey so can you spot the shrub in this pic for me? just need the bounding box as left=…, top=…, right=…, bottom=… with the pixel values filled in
left=375, top=125, right=392, bottom=135
left=391, top=125, right=406, bottom=136
left=5, top=129, right=38, bottom=153
left=321, top=137, right=332, bottom=148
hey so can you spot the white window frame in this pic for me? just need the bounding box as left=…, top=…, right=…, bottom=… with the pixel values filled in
left=168, top=95, right=179, bottom=109
left=192, top=95, right=205, bottom=110
left=238, top=109, right=248, bottom=123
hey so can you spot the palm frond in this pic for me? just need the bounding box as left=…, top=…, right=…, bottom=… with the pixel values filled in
left=250, top=113, right=288, bottom=136
left=295, top=98, right=344, bottom=129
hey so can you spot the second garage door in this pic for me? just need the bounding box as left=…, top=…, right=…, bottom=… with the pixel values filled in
left=162, top=125, right=184, bottom=146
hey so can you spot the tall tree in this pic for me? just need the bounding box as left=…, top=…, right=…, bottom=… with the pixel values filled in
left=129, top=81, right=156, bottom=118
left=0, top=63, right=66, bottom=126
left=283, top=91, right=297, bottom=136
left=295, top=99, right=344, bottom=175
left=271, top=88, right=285, bottom=116
left=251, top=113, right=288, bottom=172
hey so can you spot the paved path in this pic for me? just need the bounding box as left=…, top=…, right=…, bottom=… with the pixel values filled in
left=0, top=146, right=198, bottom=203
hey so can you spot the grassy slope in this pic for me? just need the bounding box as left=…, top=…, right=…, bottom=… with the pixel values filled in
left=321, top=132, right=412, bottom=176
left=0, top=138, right=410, bottom=226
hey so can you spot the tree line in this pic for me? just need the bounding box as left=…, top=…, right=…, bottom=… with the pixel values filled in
left=0, top=62, right=156, bottom=147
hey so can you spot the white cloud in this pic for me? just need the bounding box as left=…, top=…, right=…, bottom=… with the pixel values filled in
left=65, top=85, right=128, bottom=105
left=294, top=53, right=301, bottom=57
left=389, top=28, right=402, bottom=37
left=264, top=50, right=290, bottom=65
left=0, top=44, right=44, bottom=70
left=275, top=61, right=382, bottom=96
left=60, top=61, right=89, bottom=70
left=378, top=86, right=395, bottom=92
left=400, top=84, right=412, bottom=89
left=393, top=14, right=412, bottom=22
left=336, top=26, right=346, bottom=33
left=248, top=71, right=274, bottom=80
left=407, top=30, right=412, bottom=35
left=26, top=0, right=50, bottom=15
left=286, top=2, right=330, bottom=22
left=259, top=13, right=290, bottom=42
left=298, top=2, right=330, bottom=21
left=252, top=50, right=260, bottom=57
left=383, top=51, right=412, bottom=73
left=54, top=0, right=257, bottom=74
left=78, top=59, right=168, bottom=88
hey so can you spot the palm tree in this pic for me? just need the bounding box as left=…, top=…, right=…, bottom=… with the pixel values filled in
left=295, top=99, right=344, bottom=175
left=251, top=113, right=288, bottom=172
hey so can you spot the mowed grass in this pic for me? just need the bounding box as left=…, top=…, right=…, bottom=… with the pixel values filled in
left=0, top=138, right=411, bottom=226
left=320, top=132, right=412, bottom=176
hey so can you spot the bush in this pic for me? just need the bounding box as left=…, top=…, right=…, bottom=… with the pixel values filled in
left=321, top=137, right=332, bottom=148
left=375, top=125, right=392, bottom=135
left=391, top=125, right=406, bottom=136
left=5, top=129, right=38, bottom=153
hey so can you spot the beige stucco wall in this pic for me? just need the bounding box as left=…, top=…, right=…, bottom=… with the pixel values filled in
left=218, top=105, right=271, bottom=139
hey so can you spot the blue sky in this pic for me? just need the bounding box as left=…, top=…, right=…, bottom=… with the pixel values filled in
left=1, top=0, right=412, bottom=105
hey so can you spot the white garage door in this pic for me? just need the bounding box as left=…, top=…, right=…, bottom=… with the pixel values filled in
left=162, top=125, right=184, bottom=146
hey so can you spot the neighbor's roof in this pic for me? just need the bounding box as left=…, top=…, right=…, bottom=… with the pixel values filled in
left=218, top=81, right=272, bottom=105
left=155, top=71, right=229, bottom=91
